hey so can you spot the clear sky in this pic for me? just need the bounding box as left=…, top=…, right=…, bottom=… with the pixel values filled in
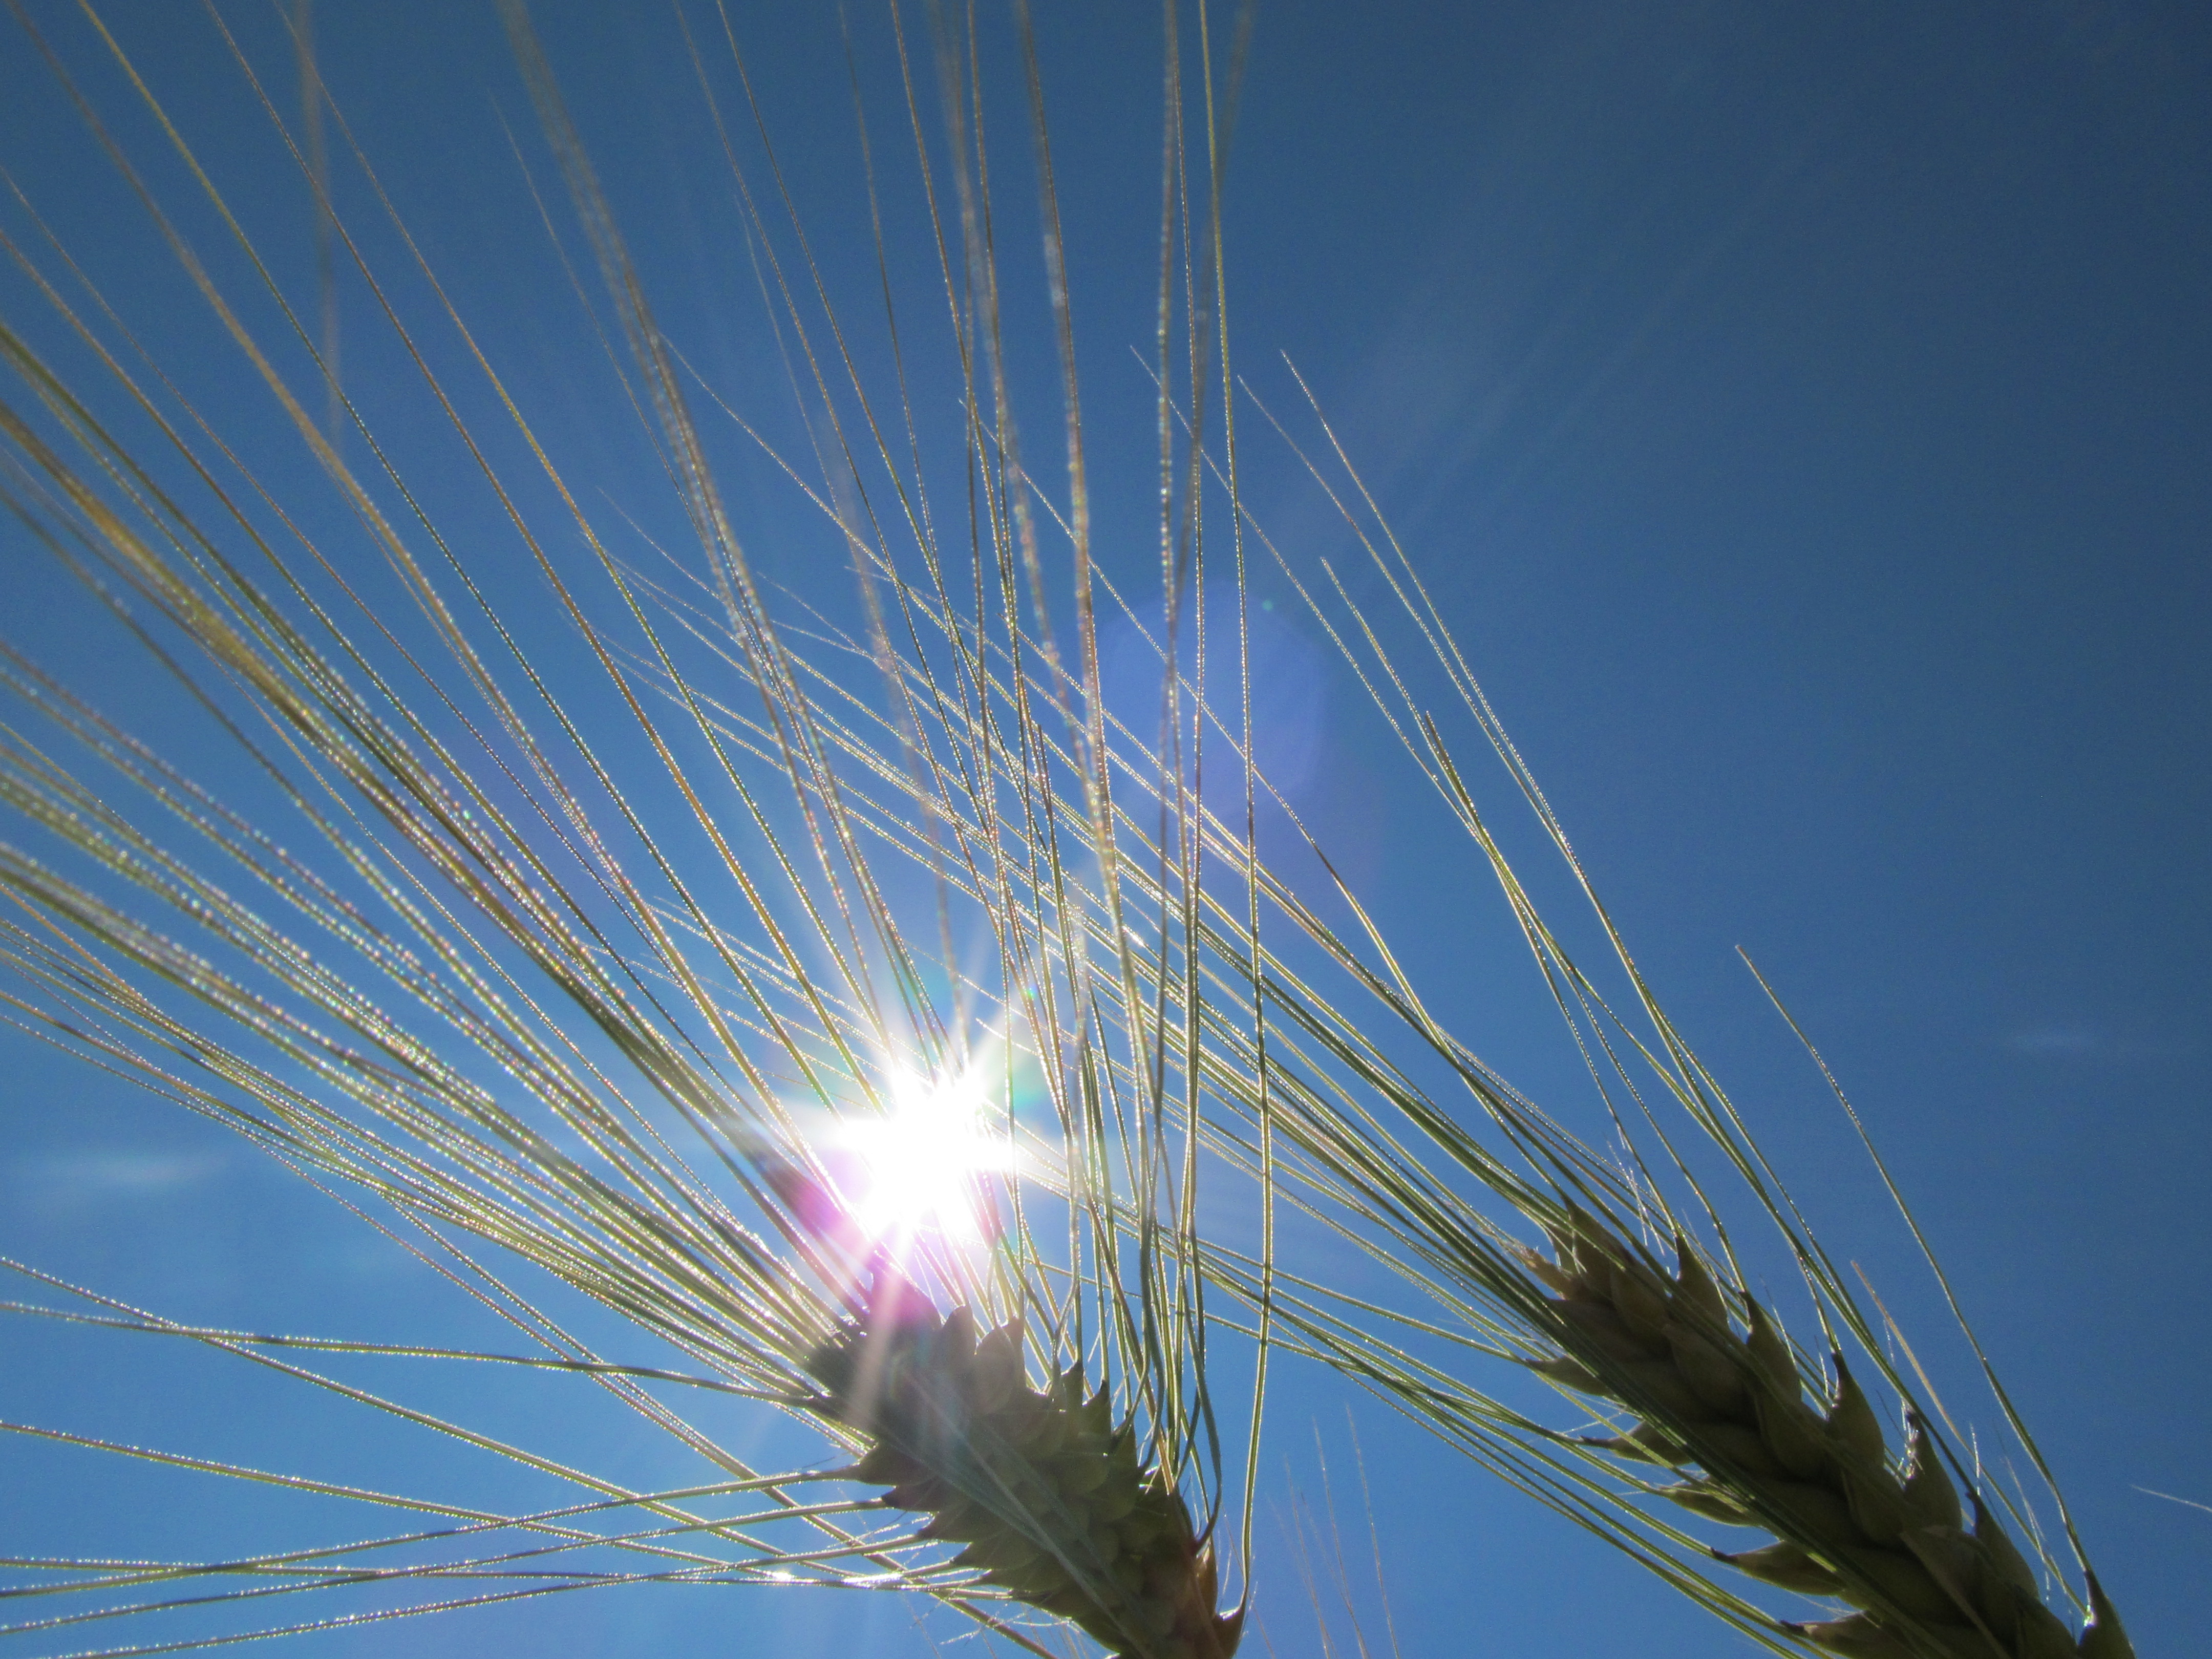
left=2, top=4, right=2207, bottom=1658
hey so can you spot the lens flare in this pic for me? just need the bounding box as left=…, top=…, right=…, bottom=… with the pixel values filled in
left=840, top=1071, right=1013, bottom=1249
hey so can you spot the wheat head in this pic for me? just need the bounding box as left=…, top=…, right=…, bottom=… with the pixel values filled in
left=1520, top=1208, right=2131, bottom=1659
left=806, top=1275, right=1241, bottom=1659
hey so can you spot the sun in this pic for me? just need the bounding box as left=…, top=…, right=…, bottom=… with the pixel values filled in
left=837, top=1070, right=1014, bottom=1250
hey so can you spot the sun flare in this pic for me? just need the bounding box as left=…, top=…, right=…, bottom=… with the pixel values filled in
left=839, top=1072, right=1014, bottom=1248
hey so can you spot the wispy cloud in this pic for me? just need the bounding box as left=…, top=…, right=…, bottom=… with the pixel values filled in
left=8, top=1150, right=229, bottom=1204
left=2008, top=1025, right=2100, bottom=1057
left=2005, top=1025, right=2201, bottom=1063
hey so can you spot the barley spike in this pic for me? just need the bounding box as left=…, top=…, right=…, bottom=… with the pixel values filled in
left=806, top=1279, right=1240, bottom=1659
left=1526, top=1216, right=2124, bottom=1658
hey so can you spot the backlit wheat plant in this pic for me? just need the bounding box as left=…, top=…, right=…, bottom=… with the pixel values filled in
left=0, top=3, right=1269, bottom=1654
left=0, top=5, right=2144, bottom=1659
left=1126, top=406, right=2141, bottom=1658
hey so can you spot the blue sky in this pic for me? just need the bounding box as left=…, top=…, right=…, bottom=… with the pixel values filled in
left=2, top=4, right=2207, bottom=1657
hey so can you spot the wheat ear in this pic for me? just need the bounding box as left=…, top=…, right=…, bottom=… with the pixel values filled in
left=805, top=1281, right=1242, bottom=1659
left=1521, top=1212, right=2132, bottom=1659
